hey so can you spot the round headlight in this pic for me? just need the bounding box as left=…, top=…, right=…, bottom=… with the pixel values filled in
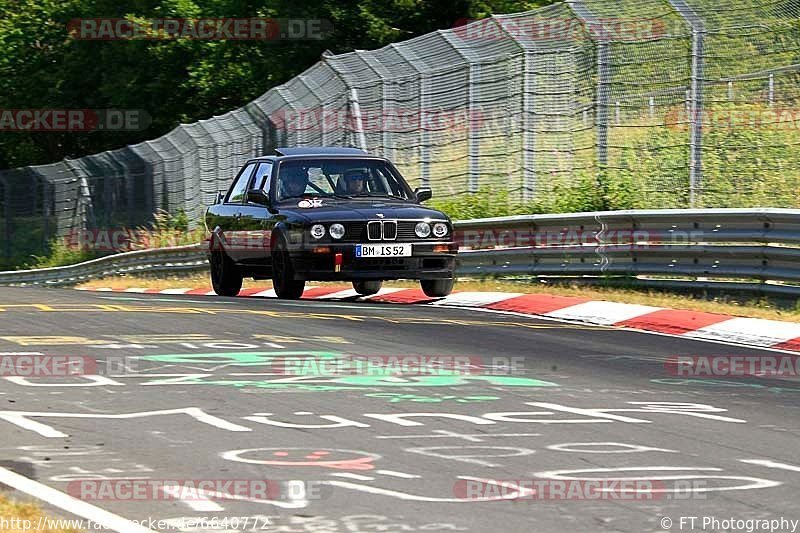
left=432, top=222, right=448, bottom=238
left=310, top=224, right=325, bottom=239
left=414, top=222, right=431, bottom=238
left=329, top=223, right=346, bottom=240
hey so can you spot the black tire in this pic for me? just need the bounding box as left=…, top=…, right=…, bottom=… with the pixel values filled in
left=420, top=278, right=454, bottom=298
left=209, top=249, right=243, bottom=297
left=352, top=280, right=382, bottom=296
left=271, top=239, right=305, bottom=299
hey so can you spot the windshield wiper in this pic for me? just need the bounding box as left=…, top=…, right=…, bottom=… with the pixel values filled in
left=350, top=193, right=408, bottom=201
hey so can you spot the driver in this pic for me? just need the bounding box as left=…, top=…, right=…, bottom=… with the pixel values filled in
left=281, top=166, right=309, bottom=198
left=343, top=168, right=368, bottom=195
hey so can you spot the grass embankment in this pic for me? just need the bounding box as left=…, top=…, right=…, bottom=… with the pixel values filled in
left=76, top=273, right=800, bottom=323
left=0, top=494, right=80, bottom=533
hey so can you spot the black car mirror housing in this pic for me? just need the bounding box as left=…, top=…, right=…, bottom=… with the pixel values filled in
left=414, top=187, right=432, bottom=203
left=246, top=188, right=271, bottom=206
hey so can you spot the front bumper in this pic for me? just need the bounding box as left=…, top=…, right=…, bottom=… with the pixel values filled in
left=288, top=242, right=458, bottom=281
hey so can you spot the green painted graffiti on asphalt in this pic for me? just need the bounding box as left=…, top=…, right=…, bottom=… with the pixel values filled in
left=364, top=393, right=500, bottom=403
left=136, top=352, right=558, bottom=390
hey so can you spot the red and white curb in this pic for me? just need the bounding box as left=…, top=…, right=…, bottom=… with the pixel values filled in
left=77, top=286, right=800, bottom=353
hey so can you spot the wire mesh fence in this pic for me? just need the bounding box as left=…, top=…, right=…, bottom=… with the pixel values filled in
left=1, top=0, right=799, bottom=266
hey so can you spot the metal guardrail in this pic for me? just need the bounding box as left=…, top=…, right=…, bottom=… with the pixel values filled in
left=0, top=244, right=207, bottom=287
left=2, top=208, right=800, bottom=295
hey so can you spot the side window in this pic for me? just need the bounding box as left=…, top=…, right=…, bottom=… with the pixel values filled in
left=226, top=163, right=256, bottom=203
left=252, top=162, right=273, bottom=192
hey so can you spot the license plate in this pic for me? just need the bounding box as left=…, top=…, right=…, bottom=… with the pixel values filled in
left=355, top=243, right=412, bottom=258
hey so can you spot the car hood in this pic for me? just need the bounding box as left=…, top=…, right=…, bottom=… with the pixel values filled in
left=278, top=200, right=450, bottom=223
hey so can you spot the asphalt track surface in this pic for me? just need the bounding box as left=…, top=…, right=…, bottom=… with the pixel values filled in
left=0, top=286, right=799, bottom=533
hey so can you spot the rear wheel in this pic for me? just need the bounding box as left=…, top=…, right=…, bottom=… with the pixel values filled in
left=420, top=278, right=454, bottom=298
left=271, top=240, right=305, bottom=299
left=352, top=280, right=382, bottom=296
left=209, top=249, right=243, bottom=297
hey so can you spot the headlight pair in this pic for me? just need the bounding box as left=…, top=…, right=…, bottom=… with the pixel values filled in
left=415, top=222, right=448, bottom=238
left=310, top=224, right=345, bottom=240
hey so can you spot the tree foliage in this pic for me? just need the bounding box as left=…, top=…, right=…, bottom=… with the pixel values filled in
left=0, top=0, right=549, bottom=168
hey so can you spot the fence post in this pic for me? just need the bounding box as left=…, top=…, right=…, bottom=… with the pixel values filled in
left=419, top=73, right=430, bottom=187
left=668, top=0, right=704, bottom=207
left=348, top=88, right=368, bottom=151
left=688, top=28, right=705, bottom=208
left=522, top=54, right=536, bottom=201
left=0, top=175, right=10, bottom=262
left=63, top=158, right=94, bottom=235
left=382, top=81, right=394, bottom=162
left=768, top=73, right=774, bottom=107
left=468, top=62, right=480, bottom=193
left=567, top=0, right=610, bottom=171
left=596, top=41, right=610, bottom=169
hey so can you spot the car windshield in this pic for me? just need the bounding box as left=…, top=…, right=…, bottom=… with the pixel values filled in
left=276, top=158, right=412, bottom=201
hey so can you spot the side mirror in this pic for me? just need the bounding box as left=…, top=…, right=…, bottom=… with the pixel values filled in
left=216, top=191, right=225, bottom=204
left=246, top=188, right=270, bottom=206
left=414, top=187, right=432, bottom=203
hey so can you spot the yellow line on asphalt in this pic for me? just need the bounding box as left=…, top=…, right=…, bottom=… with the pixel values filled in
left=0, top=302, right=605, bottom=331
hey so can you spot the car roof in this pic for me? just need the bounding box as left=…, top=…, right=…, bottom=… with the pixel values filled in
left=244, top=147, right=380, bottom=165
left=275, top=147, right=368, bottom=156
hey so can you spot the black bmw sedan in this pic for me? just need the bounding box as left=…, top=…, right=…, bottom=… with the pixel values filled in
left=204, top=147, right=458, bottom=299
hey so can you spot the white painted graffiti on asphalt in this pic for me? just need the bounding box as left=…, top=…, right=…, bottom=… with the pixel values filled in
left=14, top=444, right=154, bottom=482
left=0, top=402, right=746, bottom=437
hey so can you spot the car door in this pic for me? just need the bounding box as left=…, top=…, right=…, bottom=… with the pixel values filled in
left=238, top=161, right=274, bottom=264
left=215, top=162, right=257, bottom=261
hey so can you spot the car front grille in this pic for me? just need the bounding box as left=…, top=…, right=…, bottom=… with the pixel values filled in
left=336, top=221, right=446, bottom=242
left=342, top=222, right=365, bottom=242
left=396, top=221, right=420, bottom=241
left=367, top=221, right=382, bottom=240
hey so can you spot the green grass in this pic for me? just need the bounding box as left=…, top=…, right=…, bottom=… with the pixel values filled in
left=8, top=209, right=200, bottom=270
left=427, top=102, right=800, bottom=220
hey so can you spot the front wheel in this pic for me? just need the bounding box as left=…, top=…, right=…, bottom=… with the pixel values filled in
left=420, top=278, right=454, bottom=298
left=353, top=280, right=382, bottom=296
left=209, top=250, right=243, bottom=297
left=271, top=240, right=305, bottom=299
